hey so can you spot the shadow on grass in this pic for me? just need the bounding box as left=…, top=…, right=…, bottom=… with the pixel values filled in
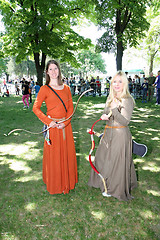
left=0, top=96, right=160, bottom=239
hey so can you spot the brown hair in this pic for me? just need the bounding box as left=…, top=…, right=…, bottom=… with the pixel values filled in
left=45, top=60, right=63, bottom=85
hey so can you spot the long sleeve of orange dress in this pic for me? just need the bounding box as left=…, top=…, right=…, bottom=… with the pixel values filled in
left=33, top=84, right=78, bottom=194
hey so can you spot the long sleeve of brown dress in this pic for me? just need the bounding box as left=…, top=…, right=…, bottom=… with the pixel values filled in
left=88, top=97, right=137, bottom=201
left=33, top=84, right=78, bottom=194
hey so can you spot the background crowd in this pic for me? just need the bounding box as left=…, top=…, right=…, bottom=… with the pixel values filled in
left=0, top=70, right=160, bottom=106
left=63, top=71, right=160, bottom=105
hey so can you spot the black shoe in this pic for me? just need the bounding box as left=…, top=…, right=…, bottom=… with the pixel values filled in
left=132, top=140, right=147, bottom=157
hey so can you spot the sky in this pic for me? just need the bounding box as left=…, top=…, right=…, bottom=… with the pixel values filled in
left=73, top=23, right=117, bottom=76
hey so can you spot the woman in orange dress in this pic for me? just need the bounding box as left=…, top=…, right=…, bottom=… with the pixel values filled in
left=33, top=60, right=78, bottom=194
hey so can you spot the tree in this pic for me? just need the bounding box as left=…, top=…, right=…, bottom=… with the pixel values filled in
left=57, top=48, right=107, bottom=78
left=0, top=0, right=93, bottom=85
left=7, top=57, right=37, bottom=79
left=94, top=0, right=150, bottom=70
left=0, top=41, right=9, bottom=77
left=144, top=10, right=160, bottom=73
left=146, top=17, right=160, bottom=73
left=60, top=62, right=79, bottom=78
left=77, top=48, right=107, bottom=77
left=0, top=57, right=8, bottom=77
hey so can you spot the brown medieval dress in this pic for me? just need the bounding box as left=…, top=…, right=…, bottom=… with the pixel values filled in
left=88, top=97, right=137, bottom=201
left=33, top=84, right=78, bottom=194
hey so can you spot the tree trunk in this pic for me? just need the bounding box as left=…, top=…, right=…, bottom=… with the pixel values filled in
left=149, top=54, right=154, bottom=74
left=34, top=52, right=46, bottom=86
left=149, top=50, right=158, bottom=74
left=116, top=39, right=123, bottom=71
left=115, top=7, right=125, bottom=71
left=5, top=73, right=9, bottom=82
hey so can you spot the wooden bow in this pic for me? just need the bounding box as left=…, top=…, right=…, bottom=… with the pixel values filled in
left=88, top=118, right=108, bottom=194
left=4, top=88, right=93, bottom=136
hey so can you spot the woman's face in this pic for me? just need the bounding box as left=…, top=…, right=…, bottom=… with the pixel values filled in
left=47, top=63, right=59, bottom=80
left=112, top=75, right=124, bottom=94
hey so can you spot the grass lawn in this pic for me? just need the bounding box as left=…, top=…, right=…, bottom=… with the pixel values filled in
left=0, top=94, right=160, bottom=240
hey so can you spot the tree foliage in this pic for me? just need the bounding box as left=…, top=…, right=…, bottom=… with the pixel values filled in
left=0, top=57, right=8, bottom=77
left=7, top=57, right=37, bottom=79
left=94, top=0, right=150, bottom=70
left=0, top=41, right=9, bottom=77
left=142, top=8, right=160, bottom=73
left=59, top=48, right=107, bottom=78
left=77, top=47, right=107, bottom=76
left=0, top=0, right=93, bottom=85
left=145, top=16, right=160, bottom=73
left=60, top=62, right=79, bottom=78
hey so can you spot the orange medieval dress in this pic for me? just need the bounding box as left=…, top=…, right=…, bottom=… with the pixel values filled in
left=33, top=84, right=78, bottom=194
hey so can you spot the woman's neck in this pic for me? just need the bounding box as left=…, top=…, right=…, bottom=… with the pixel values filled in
left=49, top=79, right=59, bottom=87
left=115, top=92, right=122, bottom=99
left=49, top=79, right=63, bottom=90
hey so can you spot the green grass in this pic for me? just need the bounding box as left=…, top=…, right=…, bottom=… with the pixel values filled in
left=0, top=94, right=160, bottom=240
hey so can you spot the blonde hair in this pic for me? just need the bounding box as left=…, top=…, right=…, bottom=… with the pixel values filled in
left=106, top=71, right=134, bottom=106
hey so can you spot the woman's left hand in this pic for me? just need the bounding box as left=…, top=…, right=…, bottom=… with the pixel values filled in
left=111, top=98, right=119, bottom=109
left=57, top=123, right=65, bottom=129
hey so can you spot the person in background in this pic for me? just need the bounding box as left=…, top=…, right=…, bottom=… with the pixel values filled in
left=32, top=59, right=78, bottom=195
left=72, top=77, right=76, bottom=96
left=34, top=82, right=40, bottom=98
left=141, top=78, right=148, bottom=103
left=134, top=75, right=141, bottom=98
left=128, top=76, right=133, bottom=94
left=6, top=89, right=9, bottom=97
left=90, top=76, right=96, bottom=96
left=147, top=72, right=156, bottom=102
left=31, top=78, right=35, bottom=90
left=77, top=79, right=82, bottom=95
left=22, top=80, right=30, bottom=108
left=132, top=79, right=137, bottom=99
left=2, top=88, right=9, bottom=97
left=96, top=76, right=101, bottom=96
left=140, top=74, right=145, bottom=85
left=105, top=79, right=110, bottom=96
left=80, top=78, right=86, bottom=94
left=153, top=70, right=160, bottom=105
left=28, top=81, right=32, bottom=104
left=3, top=78, right=6, bottom=87
left=70, top=77, right=76, bottom=96
left=85, top=76, right=90, bottom=96
left=65, top=77, right=69, bottom=86
left=20, top=78, right=25, bottom=94
left=15, top=81, right=20, bottom=95
left=88, top=71, right=137, bottom=201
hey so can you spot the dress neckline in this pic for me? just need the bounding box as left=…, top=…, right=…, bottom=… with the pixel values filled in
left=48, top=84, right=64, bottom=90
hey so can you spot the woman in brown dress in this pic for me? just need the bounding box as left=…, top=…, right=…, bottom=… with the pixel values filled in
left=33, top=60, right=78, bottom=195
left=88, top=71, right=137, bottom=201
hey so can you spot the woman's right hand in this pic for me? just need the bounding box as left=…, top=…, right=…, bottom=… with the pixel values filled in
left=101, top=114, right=109, bottom=121
left=49, top=121, right=58, bottom=128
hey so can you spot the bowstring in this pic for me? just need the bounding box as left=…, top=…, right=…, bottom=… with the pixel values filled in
left=4, top=89, right=93, bottom=136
